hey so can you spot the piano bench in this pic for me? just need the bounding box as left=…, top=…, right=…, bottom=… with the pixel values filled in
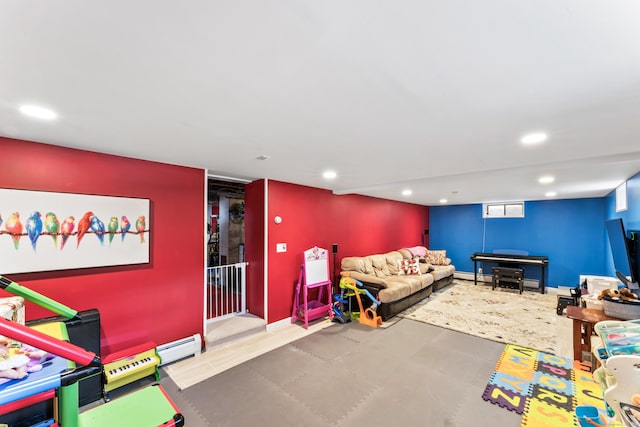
left=491, top=267, right=524, bottom=294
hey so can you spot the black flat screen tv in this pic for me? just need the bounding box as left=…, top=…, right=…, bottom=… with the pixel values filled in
left=605, top=218, right=639, bottom=288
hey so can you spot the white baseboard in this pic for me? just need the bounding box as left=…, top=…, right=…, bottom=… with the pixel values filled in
left=266, top=317, right=293, bottom=332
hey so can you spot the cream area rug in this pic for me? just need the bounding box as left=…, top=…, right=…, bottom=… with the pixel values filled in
left=399, top=280, right=559, bottom=354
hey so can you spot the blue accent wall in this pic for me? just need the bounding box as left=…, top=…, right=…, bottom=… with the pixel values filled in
left=430, top=198, right=607, bottom=288
left=604, top=171, right=640, bottom=277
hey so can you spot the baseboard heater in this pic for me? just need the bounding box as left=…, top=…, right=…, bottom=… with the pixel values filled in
left=157, top=333, right=202, bottom=366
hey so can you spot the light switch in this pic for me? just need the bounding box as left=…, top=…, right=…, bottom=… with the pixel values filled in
left=276, top=243, right=287, bottom=253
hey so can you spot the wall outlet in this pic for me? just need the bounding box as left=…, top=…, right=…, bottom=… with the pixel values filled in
left=276, top=243, right=287, bottom=253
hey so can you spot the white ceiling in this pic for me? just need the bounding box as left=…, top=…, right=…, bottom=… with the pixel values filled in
left=2, top=1, right=640, bottom=206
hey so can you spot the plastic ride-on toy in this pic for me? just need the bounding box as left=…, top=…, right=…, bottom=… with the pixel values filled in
left=335, top=273, right=382, bottom=328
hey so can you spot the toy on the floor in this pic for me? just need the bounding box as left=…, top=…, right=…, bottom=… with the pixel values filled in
left=331, top=293, right=351, bottom=324
left=338, top=274, right=382, bottom=328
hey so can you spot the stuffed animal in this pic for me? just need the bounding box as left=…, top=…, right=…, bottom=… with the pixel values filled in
left=0, top=336, right=50, bottom=382
left=598, top=288, right=621, bottom=300
left=0, top=337, right=29, bottom=380
left=619, top=288, right=639, bottom=302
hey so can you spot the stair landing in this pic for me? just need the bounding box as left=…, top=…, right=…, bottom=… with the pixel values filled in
left=205, top=313, right=266, bottom=349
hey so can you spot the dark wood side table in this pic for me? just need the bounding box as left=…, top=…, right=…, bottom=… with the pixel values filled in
left=566, top=306, right=619, bottom=362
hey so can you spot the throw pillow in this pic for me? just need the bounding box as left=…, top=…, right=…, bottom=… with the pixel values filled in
left=427, top=250, right=447, bottom=265
left=397, top=259, right=421, bottom=276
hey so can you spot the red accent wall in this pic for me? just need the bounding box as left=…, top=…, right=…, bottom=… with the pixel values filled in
left=244, top=180, right=265, bottom=318
left=0, top=137, right=205, bottom=355
left=265, top=180, right=429, bottom=324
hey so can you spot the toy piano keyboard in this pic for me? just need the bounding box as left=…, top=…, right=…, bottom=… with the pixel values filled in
left=595, top=319, right=640, bottom=358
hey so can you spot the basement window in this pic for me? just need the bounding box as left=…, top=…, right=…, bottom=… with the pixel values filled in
left=483, top=202, right=525, bottom=218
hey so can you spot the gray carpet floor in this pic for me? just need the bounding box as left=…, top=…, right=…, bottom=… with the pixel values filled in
left=159, top=318, right=522, bottom=427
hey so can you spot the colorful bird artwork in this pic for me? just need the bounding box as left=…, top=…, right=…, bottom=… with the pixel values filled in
left=136, top=216, right=146, bottom=243
left=90, top=214, right=105, bottom=245
left=44, top=212, right=60, bottom=248
left=120, top=216, right=131, bottom=242
left=26, top=211, right=43, bottom=251
left=60, top=216, right=75, bottom=250
left=107, top=216, right=118, bottom=245
left=5, top=212, right=23, bottom=250
left=76, top=211, right=94, bottom=248
left=2, top=204, right=148, bottom=254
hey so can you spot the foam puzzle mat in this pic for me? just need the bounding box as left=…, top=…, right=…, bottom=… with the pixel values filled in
left=482, top=344, right=606, bottom=427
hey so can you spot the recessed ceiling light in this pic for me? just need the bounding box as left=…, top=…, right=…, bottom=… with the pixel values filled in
left=538, top=175, right=555, bottom=184
left=402, top=189, right=412, bottom=196
left=440, top=198, right=448, bottom=204
left=545, top=191, right=557, bottom=197
left=19, top=104, right=57, bottom=120
left=521, top=132, right=548, bottom=145
left=323, top=170, right=337, bottom=180
left=255, top=155, right=270, bottom=161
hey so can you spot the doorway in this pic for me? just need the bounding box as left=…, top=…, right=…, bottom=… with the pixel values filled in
left=207, top=178, right=246, bottom=320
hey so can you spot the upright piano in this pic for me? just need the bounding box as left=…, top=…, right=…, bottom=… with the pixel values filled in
left=470, top=252, right=549, bottom=293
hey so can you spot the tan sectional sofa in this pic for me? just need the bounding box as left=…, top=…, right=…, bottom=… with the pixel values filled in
left=340, top=247, right=455, bottom=321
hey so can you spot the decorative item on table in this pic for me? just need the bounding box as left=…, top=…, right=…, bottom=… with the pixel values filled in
left=598, top=288, right=639, bottom=302
left=598, top=288, right=640, bottom=320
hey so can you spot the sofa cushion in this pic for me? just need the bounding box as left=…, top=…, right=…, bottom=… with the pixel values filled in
left=369, top=254, right=390, bottom=278
left=363, top=257, right=374, bottom=274
left=341, top=256, right=363, bottom=273
left=397, top=248, right=413, bottom=259
left=430, top=264, right=455, bottom=281
left=385, top=251, right=403, bottom=275
left=377, top=281, right=413, bottom=303
left=427, top=250, right=450, bottom=265
left=397, top=259, right=421, bottom=275
left=379, top=274, right=433, bottom=303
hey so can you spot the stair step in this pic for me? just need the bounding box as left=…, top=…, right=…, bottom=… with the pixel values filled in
left=205, top=314, right=266, bottom=349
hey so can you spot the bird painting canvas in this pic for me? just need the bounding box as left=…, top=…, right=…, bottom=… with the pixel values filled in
left=0, top=189, right=150, bottom=274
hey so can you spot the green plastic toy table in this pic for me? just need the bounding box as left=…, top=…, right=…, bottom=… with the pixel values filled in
left=78, top=384, right=183, bottom=427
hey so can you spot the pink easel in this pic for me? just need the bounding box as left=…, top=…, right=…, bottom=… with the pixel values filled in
left=291, top=247, right=333, bottom=329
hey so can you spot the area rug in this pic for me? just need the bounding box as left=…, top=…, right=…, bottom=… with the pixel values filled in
left=399, top=280, right=558, bottom=353
left=482, top=344, right=606, bottom=427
